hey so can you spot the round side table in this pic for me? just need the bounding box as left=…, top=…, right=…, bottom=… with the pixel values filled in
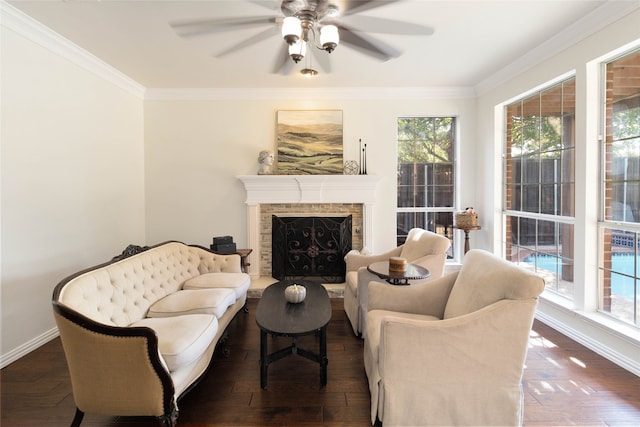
left=367, top=261, right=430, bottom=285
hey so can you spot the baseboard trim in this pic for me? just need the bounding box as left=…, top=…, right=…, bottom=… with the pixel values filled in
left=1, top=327, right=59, bottom=369
left=536, top=310, right=640, bottom=377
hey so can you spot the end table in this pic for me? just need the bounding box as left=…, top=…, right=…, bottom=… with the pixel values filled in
left=454, top=226, right=481, bottom=254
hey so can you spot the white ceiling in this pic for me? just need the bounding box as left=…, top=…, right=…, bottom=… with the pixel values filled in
left=6, top=0, right=635, bottom=90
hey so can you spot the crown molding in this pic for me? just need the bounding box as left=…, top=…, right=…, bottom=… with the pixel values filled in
left=1, top=1, right=145, bottom=98
left=475, top=0, right=640, bottom=96
left=144, top=86, right=476, bottom=101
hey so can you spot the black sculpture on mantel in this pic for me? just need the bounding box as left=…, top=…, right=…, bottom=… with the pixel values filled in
left=359, top=138, right=367, bottom=175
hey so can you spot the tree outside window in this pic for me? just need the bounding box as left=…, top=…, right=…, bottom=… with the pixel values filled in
left=397, top=117, right=455, bottom=255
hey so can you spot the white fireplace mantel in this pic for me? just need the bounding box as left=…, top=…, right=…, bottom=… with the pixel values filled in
left=237, top=175, right=381, bottom=277
left=237, top=175, right=381, bottom=205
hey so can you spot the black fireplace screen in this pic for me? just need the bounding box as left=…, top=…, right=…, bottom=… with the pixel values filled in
left=272, top=215, right=352, bottom=282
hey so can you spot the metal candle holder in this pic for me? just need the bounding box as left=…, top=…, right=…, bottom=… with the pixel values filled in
left=359, top=138, right=367, bottom=175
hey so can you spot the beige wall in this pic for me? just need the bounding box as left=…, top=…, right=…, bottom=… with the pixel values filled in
left=143, top=96, right=477, bottom=254
left=1, top=26, right=145, bottom=363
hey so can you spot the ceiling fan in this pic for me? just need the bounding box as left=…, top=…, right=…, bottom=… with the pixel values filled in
left=170, top=0, right=434, bottom=76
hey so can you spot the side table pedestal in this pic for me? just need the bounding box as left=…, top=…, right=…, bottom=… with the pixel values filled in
left=454, top=226, right=481, bottom=254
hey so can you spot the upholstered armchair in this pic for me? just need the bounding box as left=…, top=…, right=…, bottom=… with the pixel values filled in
left=343, top=228, right=450, bottom=337
left=363, top=249, right=544, bottom=426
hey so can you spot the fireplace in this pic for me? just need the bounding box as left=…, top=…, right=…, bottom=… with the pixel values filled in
left=272, top=215, right=352, bottom=282
left=238, top=175, right=381, bottom=278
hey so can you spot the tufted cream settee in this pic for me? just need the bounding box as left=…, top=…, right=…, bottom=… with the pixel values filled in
left=52, top=241, right=251, bottom=427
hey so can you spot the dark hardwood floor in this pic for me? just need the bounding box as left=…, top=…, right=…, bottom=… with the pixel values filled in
left=2, top=298, right=639, bottom=426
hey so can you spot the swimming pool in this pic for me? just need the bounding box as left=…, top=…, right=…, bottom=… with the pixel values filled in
left=523, top=253, right=638, bottom=299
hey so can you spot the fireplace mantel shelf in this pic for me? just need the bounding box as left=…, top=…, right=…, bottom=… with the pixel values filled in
left=238, top=175, right=381, bottom=205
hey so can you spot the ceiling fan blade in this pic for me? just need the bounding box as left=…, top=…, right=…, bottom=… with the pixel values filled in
left=171, top=16, right=278, bottom=38
left=272, top=43, right=295, bottom=75
left=281, top=0, right=304, bottom=16
left=338, top=26, right=401, bottom=61
left=248, top=0, right=281, bottom=11
left=341, top=0, right=404, bottom=16
left=216, top=26, right=281, bottom=57
left=338, top=15, right=434, bottom=35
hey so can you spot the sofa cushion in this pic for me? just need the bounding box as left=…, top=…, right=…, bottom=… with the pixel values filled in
left=443, top=250, right=545, bottom=319
left=132, top=314, right=218, bottom=372
left=147, top=289, right=235, bottom=319
left=183, top=272, right=250, bottom=299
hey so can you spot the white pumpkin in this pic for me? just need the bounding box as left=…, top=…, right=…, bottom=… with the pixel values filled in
left=285, top=284, right=306, bottom=303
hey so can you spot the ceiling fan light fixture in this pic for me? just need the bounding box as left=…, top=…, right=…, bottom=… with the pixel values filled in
left=289, top=39, right=306, bottom=63
left=301, top=68, right=318, bottom=78
left=282, top=16, right=302, bottom=45
left=173, top=0, right=436, bottom=77
left=320, top=25, right=339, bottom=53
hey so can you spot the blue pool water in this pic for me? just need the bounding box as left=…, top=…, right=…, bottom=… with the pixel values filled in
left=524, top=254, right=638, bottom=299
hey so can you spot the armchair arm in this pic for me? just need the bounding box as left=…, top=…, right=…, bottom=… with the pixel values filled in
left=344, top=246, right=403, bottom=272
left=375, top=299, right=538, bottom=426
left=367, top=271, right=458, bottom=317
left=53, top=303, right=175, bottom=418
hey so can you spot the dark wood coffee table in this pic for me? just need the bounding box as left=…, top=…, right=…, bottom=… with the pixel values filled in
left=367, top=261, right=430, bottom=285
left=255, top=280, right=331, bottom=389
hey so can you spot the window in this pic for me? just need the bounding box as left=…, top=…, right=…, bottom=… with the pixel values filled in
left=397, top=117, right=455, bottom=254
left=504, top=78, right=576, bottom=298
left=600, top=49, right=640, bottom=326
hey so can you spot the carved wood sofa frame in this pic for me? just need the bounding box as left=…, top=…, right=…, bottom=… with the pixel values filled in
left=52, top=241, right=250, bottom=426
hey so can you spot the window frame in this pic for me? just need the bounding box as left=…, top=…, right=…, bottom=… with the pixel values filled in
left=396, top=116, right=457, bottom=255
left=598, top=48, right=640, bottom=327
left=502, top=77, right=577, bottom=300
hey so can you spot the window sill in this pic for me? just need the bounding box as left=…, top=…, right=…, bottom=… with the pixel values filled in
left=539, top=290, right=640, bottom=343
left=444, top=261, right=462, bottom=274
left=540, top=288, right=575, bottom=310
left=576, top=310, right=640, bottom=344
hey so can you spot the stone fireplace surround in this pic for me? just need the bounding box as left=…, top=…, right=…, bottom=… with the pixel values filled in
left=238, top=175, right=381, bottom=278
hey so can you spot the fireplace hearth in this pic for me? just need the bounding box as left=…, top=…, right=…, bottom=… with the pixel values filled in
left=272, top=215, right=352, bottom=283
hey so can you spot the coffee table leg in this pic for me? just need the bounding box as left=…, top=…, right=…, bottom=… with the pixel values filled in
left=260, top=329, right=268, bottom=389
left=319, top=326, right=328, bottom=387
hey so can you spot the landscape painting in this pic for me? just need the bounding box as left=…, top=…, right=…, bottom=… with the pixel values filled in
left=276, top=110, right=343, bottom=175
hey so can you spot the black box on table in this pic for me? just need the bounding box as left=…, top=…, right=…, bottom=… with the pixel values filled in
left=211, top=242, right=237, bottom=254
left=213, top=236, right=233, bottom=245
